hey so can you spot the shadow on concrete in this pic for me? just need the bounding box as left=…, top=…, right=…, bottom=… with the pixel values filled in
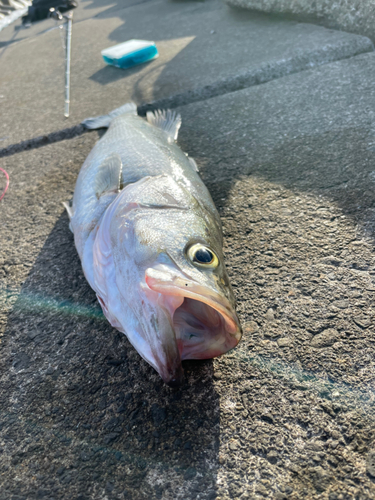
left=85, top=0, right=213, bottom=91
left=80, top=0, right=155, bottom=18
left=1, top=101, right=375, bottom=500
left=83, top=1, right=280, bottom=113
left=0, top=37, right=23, bottom=48
left=179, top=124, right=375, bottom=243
left=0, top=124, right=86, bottom=159
left=83, top=0, right=372, bottom=119
left=0, top=212, right=220, bottom=499
left=89, top=59, right=155, bottom=86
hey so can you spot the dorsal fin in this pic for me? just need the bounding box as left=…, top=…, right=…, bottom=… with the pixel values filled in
left=82, top=102, right=137, bottom=130
left=95, top=154, right=123, bottom=199
left=146, top=109, right=181, bottom=142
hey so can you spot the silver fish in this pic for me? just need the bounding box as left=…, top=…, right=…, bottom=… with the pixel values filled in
left=64, top=103, right=241, bottom=386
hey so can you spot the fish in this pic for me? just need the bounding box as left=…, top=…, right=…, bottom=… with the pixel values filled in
left=64, top=102, right=241, bottom=386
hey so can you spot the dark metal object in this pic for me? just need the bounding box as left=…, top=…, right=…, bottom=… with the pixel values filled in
left=49, top=6, right=63, bottom=20
left=22, top=0, right=77, bottom=24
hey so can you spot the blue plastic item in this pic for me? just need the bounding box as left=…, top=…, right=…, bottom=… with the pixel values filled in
left=101, top=39, right=159, bottom=69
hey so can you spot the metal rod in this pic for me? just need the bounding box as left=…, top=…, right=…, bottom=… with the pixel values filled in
left=64, top=11, right=73, bottom=118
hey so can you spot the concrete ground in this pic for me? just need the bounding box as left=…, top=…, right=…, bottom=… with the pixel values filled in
left=224, top=0, right=375, bottom=43
left=1, top=1, right=375, bottom=499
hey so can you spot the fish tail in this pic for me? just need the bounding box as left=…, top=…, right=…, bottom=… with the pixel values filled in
left=81, top=102, right=137, bottom=129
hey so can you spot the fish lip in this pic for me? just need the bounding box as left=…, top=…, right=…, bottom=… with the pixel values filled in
left=145, top=268, right=242, bottom=344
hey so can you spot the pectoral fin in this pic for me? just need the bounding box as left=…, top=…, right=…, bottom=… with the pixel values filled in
left=188, top=157, right=199, bottom=172
left=95, top=154, right=123, bottom=199
left=62, top=200, right=74, bottom=219
left=62, top=200, right=74, bottom=232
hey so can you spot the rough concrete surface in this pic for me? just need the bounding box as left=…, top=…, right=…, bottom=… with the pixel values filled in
left=225, top=0, right=375, bottom=43
left=3, top=29, right=375, bottom=498
left=0, top=0, right=373, bottom=148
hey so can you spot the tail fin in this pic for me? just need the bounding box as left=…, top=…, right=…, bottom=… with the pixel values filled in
left=81, top=102, right=137, bottom=130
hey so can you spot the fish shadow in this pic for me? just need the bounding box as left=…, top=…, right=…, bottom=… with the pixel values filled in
left=1, top=212, right=221, bottom=499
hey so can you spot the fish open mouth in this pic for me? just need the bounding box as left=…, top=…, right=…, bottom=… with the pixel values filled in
left=173, top=296, right=241, bottom=359
left=145, top=268, right=241, bottom=361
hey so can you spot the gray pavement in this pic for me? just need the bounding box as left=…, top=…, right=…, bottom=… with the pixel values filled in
left=2, top=1, right=375, bottom=499
left=0, top=0, right=373, bottom=148
left=225, top=0, right=375, bottom=42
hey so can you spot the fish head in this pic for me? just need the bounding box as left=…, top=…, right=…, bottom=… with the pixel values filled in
left=94, top=175, right=241, bottom=386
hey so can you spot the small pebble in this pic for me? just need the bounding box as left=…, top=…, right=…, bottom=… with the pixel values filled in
left=311, top=329, right=338, bottom=348
left=331, top=300, right=349, bottom=309
left=353, top=315, right=371, bottom=328
left=243, top=321, right=259, bottom=334
left=265, top=308, right=275, bottom=321
left=277, top=337, right=291, bottom=347
left=229, top=440, right=239, bottom=450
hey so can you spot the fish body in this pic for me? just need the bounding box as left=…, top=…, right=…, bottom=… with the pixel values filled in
left=66, top=103, right=241, bottom=386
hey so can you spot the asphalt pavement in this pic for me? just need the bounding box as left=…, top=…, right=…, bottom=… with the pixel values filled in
left=1, top=1, right=375, bottom=499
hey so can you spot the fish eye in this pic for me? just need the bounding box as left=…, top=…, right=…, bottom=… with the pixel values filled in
left=187, top=244, right=219, bottom=268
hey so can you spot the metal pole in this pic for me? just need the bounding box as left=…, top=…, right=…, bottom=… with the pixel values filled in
left=64, top=11, right=73, bottom=118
